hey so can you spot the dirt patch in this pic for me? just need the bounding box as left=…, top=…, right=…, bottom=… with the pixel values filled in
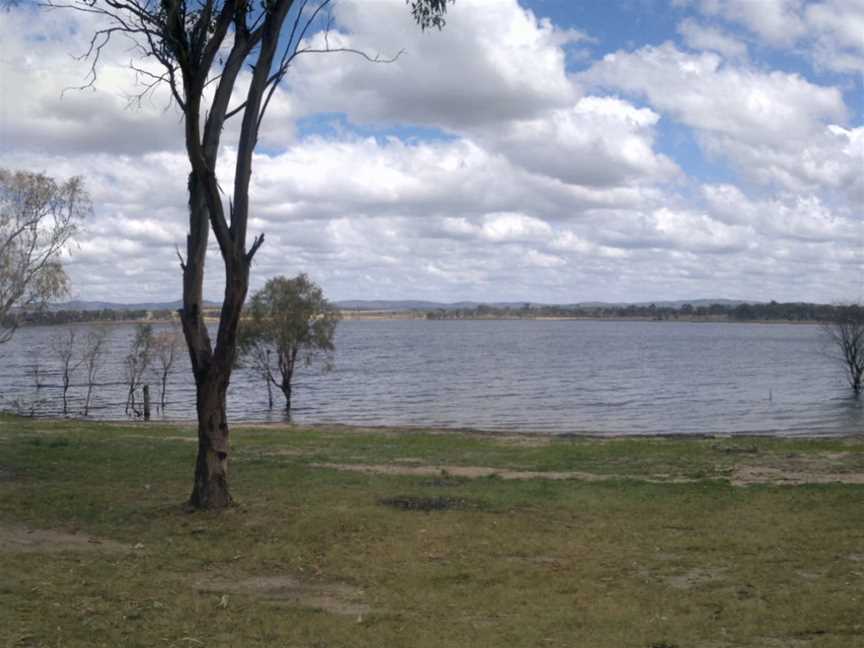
left=493, top=435, right=553, bottom=448
left=311, top=462, right=696, bottom=483
left=378, top=495, right=482, bottom=512
left=117, top=434, right=196, bottom=443
left=235, top=448, right=306, bottom=460
left=731, top=465, right=864, bottom=486
left=665, top=567, right=727, bottom=590
left=0, top=524, right=129, bottom=553
left=196, top=575, right=369, bottom=617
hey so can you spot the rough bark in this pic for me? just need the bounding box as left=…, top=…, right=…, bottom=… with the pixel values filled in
left=189, top=372, right=232, bottom=508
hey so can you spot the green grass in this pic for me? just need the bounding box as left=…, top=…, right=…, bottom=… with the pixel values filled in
left=0, top=414, right=863, bottom=647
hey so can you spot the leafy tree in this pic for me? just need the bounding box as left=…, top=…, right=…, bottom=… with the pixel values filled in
left=52, top=0, right=451, bottom=508
left=0, top=169, right=87, bottom=343
left=240, top=274, right=338, bottom=413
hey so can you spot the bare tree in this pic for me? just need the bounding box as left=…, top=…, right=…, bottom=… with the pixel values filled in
left=125, top=323, right=154, bottom=416
left=50, top=329, right=82, bottom=416
left=152, top=326, right=181, bottom=411
left=822, top=305, right=864, bottom=396
left=81, top=327, right=108, bottom=416
left=0, top=169, right=87, bottom=343
left=239, top=274, right=338, bottom=414
left=244, top=344, right=275, bottom=410
left=53, top=0, right=451, bottom=508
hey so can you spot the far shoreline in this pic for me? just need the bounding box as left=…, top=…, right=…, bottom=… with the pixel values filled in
left=13, top=312, right=827, bottom=327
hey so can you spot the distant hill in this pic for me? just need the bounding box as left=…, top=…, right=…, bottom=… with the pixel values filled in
left=51, top=299, right=220, bottom=312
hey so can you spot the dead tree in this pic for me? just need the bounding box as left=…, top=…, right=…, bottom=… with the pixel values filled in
left=81, top=327, right=108, bottom=416
left=49, top=329, right=81, bottom=416
left=54, top=0, right=452, bottom=509
left=125, top=323, right=154, bottom=416
left=822, top=305, right=864, bottom=396
left=152, top=326, right=180, bottom=410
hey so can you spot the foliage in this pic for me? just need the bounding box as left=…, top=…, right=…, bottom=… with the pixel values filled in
left=0, top=169, right=87, bottom=343
left=239, top=274, right=339, bottom=411
left=407, top=0, right=452, bottom=30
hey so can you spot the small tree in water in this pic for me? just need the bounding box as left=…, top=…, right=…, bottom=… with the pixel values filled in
left=125, top=323, right=154, bottom=416
left=81, top=327, right=108, bottom=416
left=240, top=274, right=338, bottom=414
left=152, top=326, right=181, bottom=411
left=822, top=304, right=864, bottom=396
left=49, top=329, right=81, bottom=416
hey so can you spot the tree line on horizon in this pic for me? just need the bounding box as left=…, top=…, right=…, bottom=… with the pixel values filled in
left=4, top=299, right=853, bottom=328
left=424, top=301, right=849, bottom=322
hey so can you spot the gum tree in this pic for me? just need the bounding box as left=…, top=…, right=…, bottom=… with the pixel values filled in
left=51, top=0, right=452, bottom=508
left=239, top=274, right=338, bottom=413
left=0, top=169, right=86, bottom=344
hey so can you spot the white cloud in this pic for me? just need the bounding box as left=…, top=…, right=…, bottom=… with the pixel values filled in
left=477, top=96, right=680, bottom=187
left=0, top=1, right=860, bottom=305
left=683, top=0, right=864, bottom=73
left=677, top=18, right=749, bottom=60
left=582, top=43, right=846, bottom=147
left=286, top=0, right=580, bottom=130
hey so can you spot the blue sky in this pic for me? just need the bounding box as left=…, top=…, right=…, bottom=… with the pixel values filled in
left=0, top=0, right=861, bottom=303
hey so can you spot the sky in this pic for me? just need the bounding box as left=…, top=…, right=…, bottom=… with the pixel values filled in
left=0, top=0, right=862, bottom=305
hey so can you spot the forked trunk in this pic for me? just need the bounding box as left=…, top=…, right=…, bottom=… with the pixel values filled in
left=189, top=373, right=232, bottom=508
left=281, top=380, right=292, bottom=413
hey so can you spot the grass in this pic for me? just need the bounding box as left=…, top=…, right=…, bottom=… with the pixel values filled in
left=0, top=414, right=863, bottom=647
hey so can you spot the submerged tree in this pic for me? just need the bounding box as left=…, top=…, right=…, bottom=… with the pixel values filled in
left=0, top=169, right=87, bottom=344
left=240, top=274, right=338, bottom=413
left=125, top=323, right=154, bottom=416
left=49, top=329, right=81, bottom=416
left=152, top=326, right=181, bottom=410
left=822, top=305, right=864, bottom=396
left=54, top=0, right=451, bottom=508
left=81, top=327, right=108, bottom=416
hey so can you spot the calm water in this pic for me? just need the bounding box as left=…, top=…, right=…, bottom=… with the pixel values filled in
left=0, top=319, right=860, bottom=436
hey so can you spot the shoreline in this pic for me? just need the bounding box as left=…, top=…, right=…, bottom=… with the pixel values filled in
left=3, top=413, right=860, bottom=440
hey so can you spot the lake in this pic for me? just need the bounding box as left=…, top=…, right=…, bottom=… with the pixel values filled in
left=0, top=319, right=859, bottom=436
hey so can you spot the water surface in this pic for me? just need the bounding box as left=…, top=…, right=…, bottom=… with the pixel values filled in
left=0, top=319, right=859, bottom=436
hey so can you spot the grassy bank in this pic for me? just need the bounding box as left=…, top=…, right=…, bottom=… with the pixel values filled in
left=0, top=415, right=862, bottom=647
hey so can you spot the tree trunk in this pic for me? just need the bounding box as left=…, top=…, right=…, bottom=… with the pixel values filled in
left=188, top=372, right=232, bottom=509
left=266, top=374, right=273, bottom=409
left=281, top=380, right=292, bottom=413
left=280, top=347, right=296, bottom=414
